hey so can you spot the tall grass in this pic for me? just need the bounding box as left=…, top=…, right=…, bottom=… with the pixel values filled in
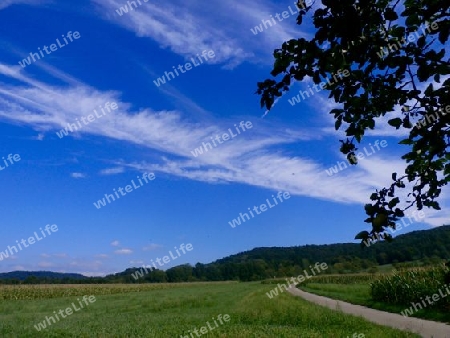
left=302, top=274, right=379, bottom=285
left=370, top=265, right=450, bottom=308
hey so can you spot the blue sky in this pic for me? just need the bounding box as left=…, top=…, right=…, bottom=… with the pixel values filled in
left=0, top=0, right=446, bottom=276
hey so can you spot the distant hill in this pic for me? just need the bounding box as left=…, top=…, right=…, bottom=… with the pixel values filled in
left=0, top=271, right=87, bottom=281
left=196, top=224, right=450, bottom=280
left=105, top=225, right=450, bottom=283
left=1, top=225, right=449, bottom=284
left=215, top=225, right=450, bottom=266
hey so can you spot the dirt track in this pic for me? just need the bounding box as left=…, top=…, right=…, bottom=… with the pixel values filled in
left=287, top=286, right=450, bottom=338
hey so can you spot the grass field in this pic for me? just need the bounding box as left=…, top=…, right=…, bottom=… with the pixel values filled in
left=0, top=282, right=420, bottom=337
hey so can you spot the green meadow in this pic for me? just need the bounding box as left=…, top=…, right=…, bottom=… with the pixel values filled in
left=0, top=282, right=419, bottom=337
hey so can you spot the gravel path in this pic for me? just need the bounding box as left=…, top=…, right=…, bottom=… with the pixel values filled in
left=287, top=286, right=450, bottom=338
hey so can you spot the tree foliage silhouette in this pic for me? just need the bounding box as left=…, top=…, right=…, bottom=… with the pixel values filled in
left=257, top=0, right=450, bottom=244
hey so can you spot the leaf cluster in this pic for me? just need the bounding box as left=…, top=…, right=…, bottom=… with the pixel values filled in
left=257, top=0, right=450, bottom=241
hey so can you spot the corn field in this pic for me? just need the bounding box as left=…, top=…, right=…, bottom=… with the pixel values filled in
left=0, top=283, right=188, bottom=300
left=302, top=273, right=380, bottom=285
left=370, top=265, right=450, bottom=308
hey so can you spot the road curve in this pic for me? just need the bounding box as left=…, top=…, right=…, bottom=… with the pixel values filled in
left=287, top=286, right=450, bottom=338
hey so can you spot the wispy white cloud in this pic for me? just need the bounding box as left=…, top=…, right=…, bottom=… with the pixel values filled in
left=0, top=0, right=49, bottom=11
left=79, top=271, right=108, bottom=277
left=129, top=260, right=144, bottom=265
left=99, top=167, right=125, bottom=175
left=0, top=64, right=447, bottom=228
left=114, top=249, right=133, bottom=255
left=38, top=261, right=55, bottom=268
left=70, top=172, right=86, bottom=178
left=92, top=0, right=310, bottom=66
left=0, top=255, right=17, bottom=261
left=12, top=265, right=25, bottom=270
left=69, top=259, right=104, bottom=274
left=40, top=253, right=68, bottom=258
left=143, top=243, right=163, bottom=251
left=110, top=240, right=120, bottom=247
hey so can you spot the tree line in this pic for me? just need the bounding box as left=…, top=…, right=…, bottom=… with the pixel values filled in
left=1, top=225, right=449, bottom=284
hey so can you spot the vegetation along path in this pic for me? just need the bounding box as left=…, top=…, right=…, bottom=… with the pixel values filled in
left=287, top=286, right=450, bottom=338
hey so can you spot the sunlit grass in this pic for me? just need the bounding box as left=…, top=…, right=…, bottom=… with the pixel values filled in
left=0, top=282, right=419, bottom=337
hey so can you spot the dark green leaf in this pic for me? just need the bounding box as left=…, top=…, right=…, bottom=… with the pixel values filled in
left=388, top=118, right=402, bottom=129
left=355, top=231, right=369, bottom=240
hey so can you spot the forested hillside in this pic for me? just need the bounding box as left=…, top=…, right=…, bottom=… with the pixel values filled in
left=2, top=225, right=449, bottom=284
